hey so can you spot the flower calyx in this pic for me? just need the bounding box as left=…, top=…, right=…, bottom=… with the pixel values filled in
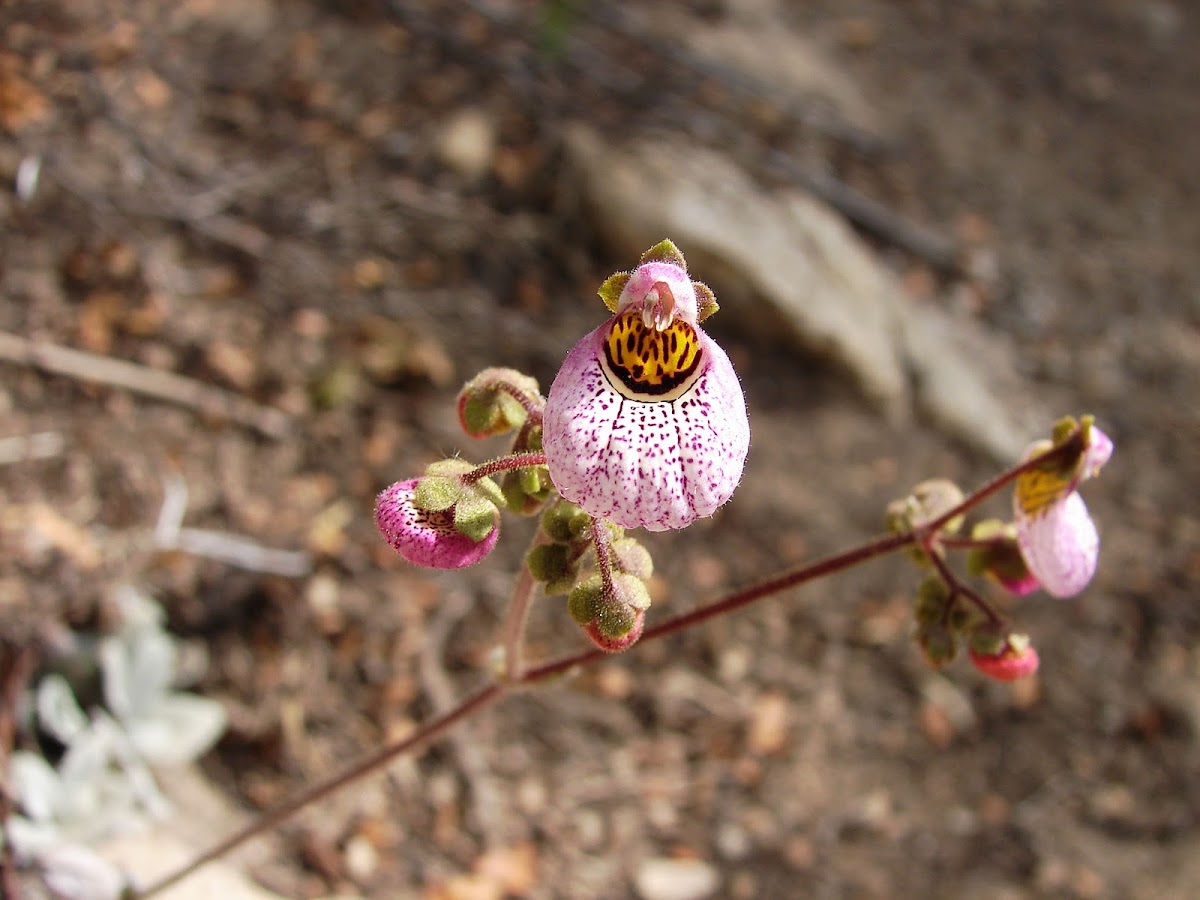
left=567, top=572, right=651, bottom=653
left=457, top=367, right=544, bottom=439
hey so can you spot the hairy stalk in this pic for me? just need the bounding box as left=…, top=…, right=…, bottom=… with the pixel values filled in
left=923, top=538, right=1004, bottom=627
left=503, top=531, right=544, bottom=682
left=589, top=516, right=616, bottom=594
left=132, top=434, right=1078, bottom=894
left=465, top=451, right=547, bottom=483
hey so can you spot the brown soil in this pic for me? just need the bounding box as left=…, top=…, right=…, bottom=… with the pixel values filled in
left=2, top=1, right=1198, bottom=898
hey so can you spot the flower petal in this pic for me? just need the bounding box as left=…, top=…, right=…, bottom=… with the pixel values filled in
left=1015, top=490, right=1099, bottom=598
left=375, top=479, right=498, bottom=569
left=543, top=321, right=749, bottom=531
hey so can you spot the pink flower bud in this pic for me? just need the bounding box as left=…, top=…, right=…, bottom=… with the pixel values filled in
left=375, top=479, right=498, bottom=569
left=583, top=609, right=646, bottom=653
left=543, top=249, right=750, bottom=532
left=969, top=637, right=1040, bottom=681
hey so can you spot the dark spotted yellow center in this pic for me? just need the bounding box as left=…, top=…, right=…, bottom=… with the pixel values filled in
left=600, top=308, right=704, bottom=401
left=1015, top=468, right=1071, bottom=517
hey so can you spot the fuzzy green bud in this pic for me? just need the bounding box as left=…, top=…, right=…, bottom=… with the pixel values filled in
left=913, top=574, right=950, bottom=626
left=916, top=624, right=957, bottom=668
left=542, top=500, right=590, bottom=543
left=611, top=538, right=653, bottom=580
left=527, top=542, right=575, bottom=585
left=567, top=575, right=604, bottom=625
left=414, top=475, right=465, bottom=512
left=456, top=368, right=542, bottom=438
left=453, top=494, right=499, bottom=543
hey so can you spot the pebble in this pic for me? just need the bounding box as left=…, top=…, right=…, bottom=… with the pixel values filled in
left=634, top=858, right=721, bottom=900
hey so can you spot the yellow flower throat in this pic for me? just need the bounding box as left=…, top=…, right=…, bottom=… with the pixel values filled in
left=601, top=308, right=704, bottom=402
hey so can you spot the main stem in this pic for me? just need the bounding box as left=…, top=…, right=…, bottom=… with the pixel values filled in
left=132, top=435, right=1075, bottom=897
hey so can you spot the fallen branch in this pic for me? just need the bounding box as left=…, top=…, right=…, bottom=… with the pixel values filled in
left=0, top=332, right=290, bottom=440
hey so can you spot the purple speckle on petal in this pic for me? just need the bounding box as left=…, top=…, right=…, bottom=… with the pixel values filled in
left=542, top=321, right=750, bottom=532
left=375, top=479, right=498, bottom=569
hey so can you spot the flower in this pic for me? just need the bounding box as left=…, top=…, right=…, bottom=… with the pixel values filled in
left=969, top=635, right=1040, bottom=681
left=1013, top=422, right=1113, bottom=598
left=542, top=242, right=750, bottom=531
left=375, top=478, right=499, bottom=569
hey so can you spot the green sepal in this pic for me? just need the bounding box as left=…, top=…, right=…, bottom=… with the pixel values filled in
left=469, top=474, right=506, bottom=509
left=611, top=572, right=651, bottom=611
left=639, top=239, right=687, bottom=270
left=694, top=281, right=719, bottom=322
left=456, top=368, right=542, bottom=438
left=543, top=574, right=577, bottom=597
left=594, top=601, right=638, bottom=639
left=916, top=624, right=957, bottom=668
left=453, top=495, right=499, bottom=543
left=913, top=574, right=950, bottom=626
left=527, top=543, right=574, bottom=584
left=611, top=538, right=653, bottom=580
left=425, top=458, right=474, bottom=478
left=414, top=475, right=464, bottom=512
left=567, top=575, right=604, bottom=624
left=597, top=272, right=631, bottom=314
left=967, top=627, right=1008, bottom=658
left=542, top=500, right=589, bottom=543
left=502, top=469, right=552, bottom=515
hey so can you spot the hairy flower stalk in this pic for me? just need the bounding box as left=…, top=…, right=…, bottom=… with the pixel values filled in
left=542, top=241, right=750, bottom=531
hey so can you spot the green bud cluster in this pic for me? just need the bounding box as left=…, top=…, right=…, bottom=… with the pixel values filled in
left=525, top=501, right=656, bottom=651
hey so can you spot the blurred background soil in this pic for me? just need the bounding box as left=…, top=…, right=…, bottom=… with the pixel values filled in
left=2, top=1, right=1198, bottom=897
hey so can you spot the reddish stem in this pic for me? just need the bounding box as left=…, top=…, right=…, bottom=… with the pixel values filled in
left=464, top=451, right=548, bottom=484
left=133, top=429, right=1084, bottom=895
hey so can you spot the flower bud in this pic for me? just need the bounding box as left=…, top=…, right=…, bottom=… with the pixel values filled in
left=456, top=367, right=543, bottom=438
left=968, top=633, right=1040, bottom=681
left=567, top=571, right=651, bottom=652
left=916, top=623, right=957, bottom=668
left=375, top=479, right=499, bottom=569
left=611, top=537, right=654, bottom=580
left=966, top=519, right=1039, bottom=597
left=541, top=499, right=591, bottom=543
left=527, top=542, right=577, bottom=594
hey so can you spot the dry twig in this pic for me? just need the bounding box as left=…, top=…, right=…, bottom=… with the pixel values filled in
left=0, top=332, right=290, bottom=440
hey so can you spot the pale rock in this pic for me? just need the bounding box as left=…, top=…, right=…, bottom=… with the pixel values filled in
left=636, top=4, right=878, bottom=133
left=635, top=857, right=721, bottom=900
left=437, top=108, right=497, bottom=182
left=566, top=127, right=1035, bottom=460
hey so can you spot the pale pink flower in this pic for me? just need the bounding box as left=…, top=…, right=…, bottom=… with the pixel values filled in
left=542, top=253, right=750, bottom=531
left=375, top=479, right=498, bottom=569
left=1013, top=425, right=1112, bottom=598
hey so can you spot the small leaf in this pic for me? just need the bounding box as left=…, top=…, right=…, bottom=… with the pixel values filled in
left=597, top=272, right=631, bottom=313
left=37, top=675, right=88, bottom=746
left=10, top=752, right=61, bottom=823
left=125, top=694, right=227, bottom=766
left=639, top=239, right=687, bottom=270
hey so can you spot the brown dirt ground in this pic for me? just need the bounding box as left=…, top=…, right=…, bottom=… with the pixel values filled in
left=2, top=1, right=1198, bottom=898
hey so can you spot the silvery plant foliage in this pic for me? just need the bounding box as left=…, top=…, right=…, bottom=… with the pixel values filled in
left=3, top=587, right=227, bottom=898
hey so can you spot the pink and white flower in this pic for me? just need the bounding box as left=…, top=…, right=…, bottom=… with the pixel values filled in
left=1013, top=424, right=1113, bottom=598
left=375, top=478, right=499, bottom=569
left=542, top=245, right=750, bottom=531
